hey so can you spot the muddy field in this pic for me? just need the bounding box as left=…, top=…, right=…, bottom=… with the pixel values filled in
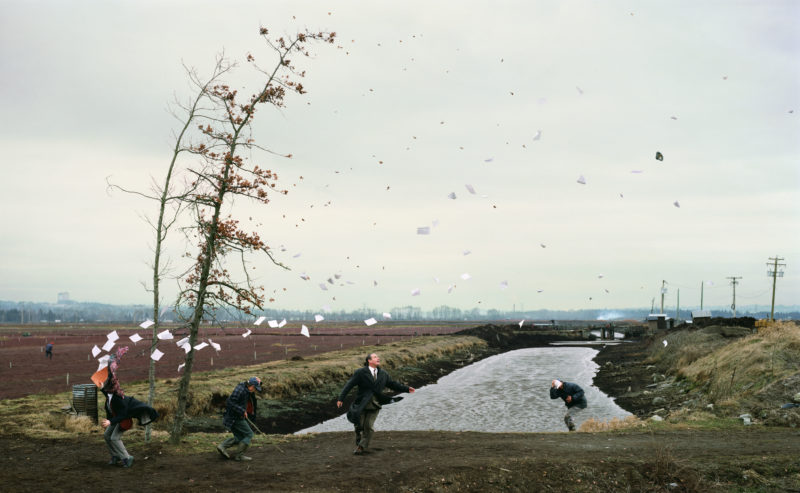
left=0, top=322, right=474, bottom=399
left=2, top=429, right=798, bottom=492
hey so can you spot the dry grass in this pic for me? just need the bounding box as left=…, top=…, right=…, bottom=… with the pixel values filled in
left=677, top=321, right=800, bottom=404
left=0, top=335, right=486, bottom=439
left=578, top=415, right=642, bottom=432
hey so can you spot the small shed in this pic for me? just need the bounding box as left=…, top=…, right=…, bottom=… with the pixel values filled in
left=646, top=314, right=671, bottom=331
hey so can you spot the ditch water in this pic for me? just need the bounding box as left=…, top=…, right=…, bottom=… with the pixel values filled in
left=298, top=346, right=630, bottom=434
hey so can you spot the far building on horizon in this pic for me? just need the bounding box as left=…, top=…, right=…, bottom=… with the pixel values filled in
left=57, top=292, right=70, bottom=304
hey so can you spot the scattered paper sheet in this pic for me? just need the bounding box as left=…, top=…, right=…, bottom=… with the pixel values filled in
left=461, top=273, right=472, bottom=280
left=91, top=345, right=101, bottom=358
left=300, top=325, right=310, bottom=337
left=278, top=319, right=287, bottom=328
left=178, top=363, right=185, bottom=372
left=663, top=340, right=668, bottom=347
left=242, top=329, right=252, bottom=338
left=151, top=349, right=164, bottom=361
left=448, top=192, right=457, bottom=199
left=157, top=329, right=173, bottom=340
left=447, top=285, right=454, bottom=294
left=314, top=314, right=324, bottom=322
left=432, top=219, right=440, bottom=227
left=463, top=250, right=471, bottom=256
left=139, top=320, right=155, bottom=329
left=209, top=340, right=221, bottom=351
left=102, top=340, right=115, bottom=352
left=518, top=320, right=525, bottom=328
left=382, top=312, right=392, bottom=319
left=465, top=184, right=476, bottom=194
left=106, top=330, right=119, bottom=342
left=500, top=280, right=509, bottom=290
left=176, top=337, right=189, bottom=347
left=194, top=342, right=209, bottom=351
left=364, top=318, right=377, bottom=326
left=268, top=320, right=279, bottom=328
left=254, top=316, right=266, bottom=326
left=533, top=130, right=542, bottom=141
left=411, top=288, right=421, bottom=296
left=179, top=342, right=191, bottom=354
left=293, top=253, right=302, bottom=258
left=319, top=283, right=328, bottom=291
left=417, top=226, right=430, bottom=235
left=129, top=333, right=142, bottom=343
left=577, top=175, right=587, bottom=185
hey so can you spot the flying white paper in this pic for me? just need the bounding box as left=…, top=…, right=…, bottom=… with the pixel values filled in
left=194, top=342, right=209, bottom=351
left=465, top=184, right=476, bottom=194
left=209, top=340, right=221, bottom=351
left=663, top=340, right=668, bottom=347
left=157, top=330, right=173, bottom=340
left=447, top=285, right=454, bottom=294
left=139, top=320, right=155, bottom=329
left=500, top=280, right=509, bottom=290
left=319, top=283, right=328, bottom=291
left=179, top=342, right=191, bottom=354
left=314, top=314, right=324, bottom=322
left=91, top=345, right=101, bottom=358
left=300, top=325, right=310, bottom=337
left=129, top=333, right=142, bottom=343
left=533, top=129, right=542, bottom=141
left=178, top=363, right=185, bottom=372
left=254, top=316, right=266, bottom=326
left=96, top=355, right=110, bottom=372
left=106, top=330, right=119, bottom=342
left=518, top=320, right=525, bottom=328
left=101, top=340, right=115, bottom=352
left=176, top=337, right=189, bottom=347
left=278, top=319, right=287, bottom=328
left=417, top=226, right=430, bottom=235
left=461, top=273, right=472, bottom=280
left=151, top=349, right=164, bottom=361
left=577, top=175, right=587, bottom=185
left=382, top=312, right=392, bottom=319
left=411, top=288, right=421, bottom=296
left=242, top=329, right=252, bottom=338
left=447, top=192, right=457, bottom=200
left=364, top=318, right=377, bottom=326
left=463, top=250, right=471, bottom=256
left=268, top=320, right=279, bottom=328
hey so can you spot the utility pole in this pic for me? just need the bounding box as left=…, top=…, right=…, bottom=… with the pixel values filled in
left=676, top=289, right=680, bottom=321
left=660, top=280, right=667, bottom=314
left=650, top=297, right=655, bottom=313
left=700, top=281, right=704, bottom=310
left=727, top=276, right=742, bottom=318
left=766, top=256, right=786, bottom=322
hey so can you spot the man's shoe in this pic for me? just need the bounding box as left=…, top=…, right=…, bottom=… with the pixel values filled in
left=121, top=456, right=134, bottom=468
left=216, top=443, right=231, bottom=459
left=232, top=442, right=252, bottom=461
left=353, top=446, right=364, bottom=455
left=107, top=456, right=120, bottom=466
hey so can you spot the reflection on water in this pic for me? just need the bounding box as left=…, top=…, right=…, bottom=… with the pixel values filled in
left=298, top=347, right=630, bottom=434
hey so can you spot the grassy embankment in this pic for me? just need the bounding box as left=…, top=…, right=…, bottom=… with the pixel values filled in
left=0, top=335, right=486, bottom=442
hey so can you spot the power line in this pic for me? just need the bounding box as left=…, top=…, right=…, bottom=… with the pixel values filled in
left=767, top=256, right=786, bottom=322
left=726, top=276, right=742, bottom=318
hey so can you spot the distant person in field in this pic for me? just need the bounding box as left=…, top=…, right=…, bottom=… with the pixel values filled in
left=337, top=353, right=415, bottom=455
left=45, top=342, right=53, bottom=359
left=98, top=347, right=159, bottom=468
left=217, top=376, right=262, bottom=461
left=550, top=379, right=587, bottom=431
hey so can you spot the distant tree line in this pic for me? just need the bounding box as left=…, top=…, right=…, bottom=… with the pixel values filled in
left=0, top=300, right=796, bottom=325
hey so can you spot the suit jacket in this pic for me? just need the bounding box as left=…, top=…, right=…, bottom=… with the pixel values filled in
left=338, top=366, right=409, bottom=424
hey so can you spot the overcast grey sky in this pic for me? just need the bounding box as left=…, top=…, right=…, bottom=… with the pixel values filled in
left=1, top=1, right=798, bottom=314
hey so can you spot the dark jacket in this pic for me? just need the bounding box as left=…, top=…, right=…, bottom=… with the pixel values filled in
left=101, top=390, right=159, bottom=427
left=549, top=381, right=588, bottom=409
left=338, top=366, right=409, bottom=425
left=223, top=381, right=258, bottom=430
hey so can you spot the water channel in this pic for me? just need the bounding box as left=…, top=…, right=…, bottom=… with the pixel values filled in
left=299, top=346, right=630, bottom=434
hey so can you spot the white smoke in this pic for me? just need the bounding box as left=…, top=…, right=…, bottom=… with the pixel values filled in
left=596, top=311, right=625, bottom=321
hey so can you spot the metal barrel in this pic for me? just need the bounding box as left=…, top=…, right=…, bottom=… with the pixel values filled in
left=72, top=384, right=98, bottom=423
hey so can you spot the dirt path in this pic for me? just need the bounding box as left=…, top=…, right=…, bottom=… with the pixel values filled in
left=2, top=429, right=799, bottom=492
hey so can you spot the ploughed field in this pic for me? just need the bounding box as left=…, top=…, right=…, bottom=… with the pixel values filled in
left=0, top=322, right=475, bottom=399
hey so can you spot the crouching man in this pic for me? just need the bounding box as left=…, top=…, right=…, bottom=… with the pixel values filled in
left=217, top=376, right=262, bottom=461
left=549, top=379, right=587, bottom=431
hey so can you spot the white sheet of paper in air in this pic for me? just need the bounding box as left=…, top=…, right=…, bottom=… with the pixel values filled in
left=705, top=281, right=714, bottom=287
left=448, top=192, right=457, bottom=200
left=209, top=340, right=221, bottom=351
left=461, top=273, right=471, bottom=280
left=314, top=314, right=324, bottom=322
left=577, top=175, right=586, bottom=185
left=411, top=288, right=421, bottom=296
left=129, top=333, right=142, bottom=343
left=500, top=280, right=509, bottom=290
left=157, top=329, right=173, bottom=340
left=465, top=184, right=476, bottom=194
left=194, top=342, right=209, bottom=351
left=346, top=280, right=355, bottom=285
left=663, top=340, right=668, bottom=347
left=447, top=285, right=454, bottom=294
left=319, top=283, right=328, bottom=291
left=178, top=363, right=185, bottom=372
left=268, top=320, right=279, bottom=328
left=293, top=253, right=301, bottom=258
left=673, top=201, right=680, bottom=208
left=179, top=342, right=191, bottom=354
left=364, top=318, right=377, bottom=326
left=102, top=339, right=115, bottom=352
left=533, top=130, right=542, bottom=141
left=432, top=219, right=439, bottom=227
left=160, top=306, right=170, bottom=317
left=96, top=355, right=110, bottom=372
left=518, top=320, right=525, bottom=328
left=300, top=325, right=310, bottom=337
left=576, top=86, right=584, bottom=95
left=382, top=312, right=392, bottom=319
left=91, top=345, right=101, bottom=358
left=242, top=329, right=252, bottom=338
left=484, top=158, right=494, bottom=163
left=417, top=226, right=430, bottom=235
left=107, top=330, right=119, bottom=342
left=139, top=320, right=155, bottom=329
left=254, top=316, right=266, bottom=326
left=151, top=349, right=164, bottom=361
left=176, top=337, right=189, bottom=347
left=434, top=277, right=440, bottom=283
left=463, top=250, right=471, bottom=256
left=278, top=319, right=287, bottom=328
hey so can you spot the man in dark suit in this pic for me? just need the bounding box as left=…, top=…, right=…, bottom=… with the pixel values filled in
left=549, top=379, right=588, bottom=431
left=337, top=353, right=415, bottom=454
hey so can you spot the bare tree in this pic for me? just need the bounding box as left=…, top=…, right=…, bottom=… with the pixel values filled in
left=168, top=27, right=335, bottom=443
